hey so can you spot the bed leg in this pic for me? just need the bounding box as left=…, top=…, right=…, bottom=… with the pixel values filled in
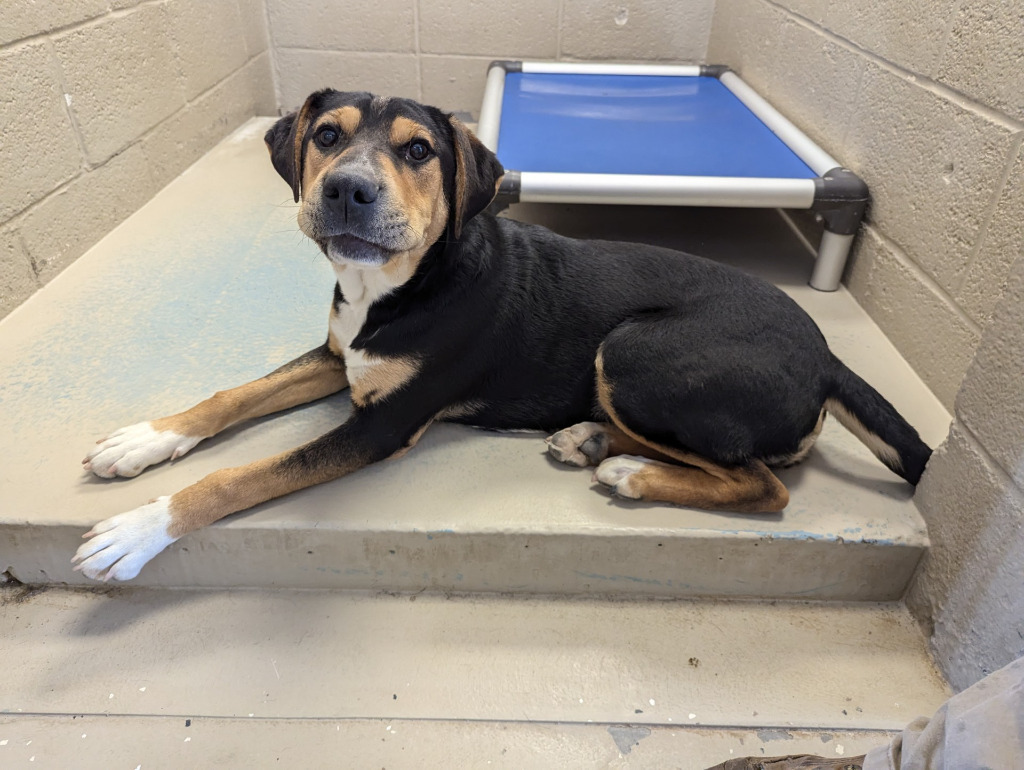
left=809, top=167, right=868, bottom=292
left=810, top=230, right=854, bottom=292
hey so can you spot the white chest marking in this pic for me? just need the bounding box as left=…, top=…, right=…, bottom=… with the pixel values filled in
left=330, top=263, right=410, bottom=387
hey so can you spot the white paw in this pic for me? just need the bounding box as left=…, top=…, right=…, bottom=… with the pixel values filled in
left=593, top=455, right=655, bottom=499
left=83, top=422, right=201, bottom=478
left=72, top=497, right=178, bottom=581
left=546, top=422, right=610, bottom=467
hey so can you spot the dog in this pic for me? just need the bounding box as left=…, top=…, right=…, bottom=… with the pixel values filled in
left=73, top=89, right=932, bottom=582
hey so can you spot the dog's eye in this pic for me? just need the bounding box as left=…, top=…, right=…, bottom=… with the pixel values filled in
left=316, top=127, right=339, bottom=148
left=407, top=140, right=431, bottom=161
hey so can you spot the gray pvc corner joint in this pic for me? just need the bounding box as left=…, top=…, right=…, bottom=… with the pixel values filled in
left=488, top=60, right=523, bottom=73
left=485, top=172, right=521, bottom=216
left=699, top=64, right=731, bottom=78
left=813, top=167, right=869, bottom=236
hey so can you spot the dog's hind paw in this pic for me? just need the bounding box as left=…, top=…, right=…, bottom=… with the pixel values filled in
left=546, top=422, right=611, bottom=467
left=83, top=422, right=201, bottom=478
left=72, top=497, right=178, bottom=581
left=593, top=455, right=657, bottom=499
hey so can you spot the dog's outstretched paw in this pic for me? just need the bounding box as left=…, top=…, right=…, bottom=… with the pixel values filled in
left=82, top=422, right=200, bottom=478
left=72, top=497, right=178, bottom=581
left=546, top=422, right=611, bottom=467
left=593, top=455, right=657, bottom=499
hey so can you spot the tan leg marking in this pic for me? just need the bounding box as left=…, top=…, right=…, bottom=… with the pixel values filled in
left=168, top=442, right=367, bottom=539
left=595, top=455, right=789, bottom=513
left=152, top=346, right=348, bottom=439
left=593, top=350, right=789, bottom=513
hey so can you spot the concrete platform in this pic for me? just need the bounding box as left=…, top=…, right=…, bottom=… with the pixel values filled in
left=0, top=585, right=949, bottom=767
left=0, top=119, right=950, bottom=597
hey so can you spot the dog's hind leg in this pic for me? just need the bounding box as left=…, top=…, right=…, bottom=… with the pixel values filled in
left=589, top=330, right=790, bottom=514
left=83, top=344, right=348, bottom=478
left=593, top=454, right=788, bottom=513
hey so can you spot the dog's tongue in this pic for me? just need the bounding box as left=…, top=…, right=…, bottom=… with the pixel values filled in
left=327, top=234, right=389, bottom=266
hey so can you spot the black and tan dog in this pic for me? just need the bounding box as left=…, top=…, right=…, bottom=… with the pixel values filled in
left=74, top=90, right=932, bottom=581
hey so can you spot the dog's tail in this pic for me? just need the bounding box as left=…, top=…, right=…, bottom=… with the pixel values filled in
left=825, top=357, right=932, bottom=485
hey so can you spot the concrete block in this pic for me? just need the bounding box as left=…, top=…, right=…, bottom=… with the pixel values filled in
left=823, top=0, right=958, bottom=77
left=142, top=54, right=276, bottom=190
left=708, top=0, right=789, bottom=90
left=956, top=143, right=1024, bottom=325
left=908, top=425, right=1024, bottom=690
left=246, top=50, right=279, bottom=116
left=419, top=0, right=558, bottom=57
left=0, top=227, right=39, bottom=320
left=0, top=0, right=111, bottom=46
left=937, top=1, right=1024, bottom=123
left=0, top=42, right=83, bottom=221
left=845, top=226, right=980, bottom=410
left=561, top=0, right=714, bottom=61
left=166, top=0, right=250, bottom=101
left=956, top=256, right=1024, bottom=488
left=236, top=0, right=270, bottom=58
left=53, top=4, right=187, bottom=165
left=843, top=62, right=1017, bottom=296
left=709, top=0, right=861, bottom=157
left=265, top=0, right=414, bottom=52
left=275, top=50, right=419, bottom=112
left=421, top=55, right=494, bottom=113
left=20, top=144, right=158, bottom=284
left=759, top=18, right=867, bottom=159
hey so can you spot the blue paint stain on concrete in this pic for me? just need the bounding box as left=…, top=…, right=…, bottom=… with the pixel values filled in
left=0, top=177, right=333, bottom=441
left=608, top=726, right=652, bottom=756
left=757, top=728, right=794, bottom=742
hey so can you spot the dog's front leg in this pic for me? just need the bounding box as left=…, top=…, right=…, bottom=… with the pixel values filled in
left=83, top=344, right=348, bottom=478
left=73, top=404, right=433, bottom=581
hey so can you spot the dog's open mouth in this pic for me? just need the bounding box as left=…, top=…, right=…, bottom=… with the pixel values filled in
left=326, top=234, right=393, bottom=267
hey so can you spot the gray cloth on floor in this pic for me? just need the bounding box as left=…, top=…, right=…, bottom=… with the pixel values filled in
left=864, top=656, right=1024, bottom=770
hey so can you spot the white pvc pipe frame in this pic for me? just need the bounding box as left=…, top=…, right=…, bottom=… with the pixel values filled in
left=475, top=61, right=851, bottom=290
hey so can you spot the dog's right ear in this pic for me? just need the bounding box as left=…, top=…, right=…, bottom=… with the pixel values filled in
left=264, top=92, right=322, bottom=203
left=264, top=113, right=298, bottom=201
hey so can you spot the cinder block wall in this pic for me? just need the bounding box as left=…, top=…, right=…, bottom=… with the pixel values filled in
left=708, top=0, right=1024, bottom=411
left=265, top=0, right=715, bottom=112
left=706, top=0, right=1024, bottom=689
left=908, top=254, right=1024, bottom=691
left=0, top=0, right=276, bottom=320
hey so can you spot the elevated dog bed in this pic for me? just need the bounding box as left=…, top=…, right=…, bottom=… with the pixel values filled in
left=477, top=61, right=868, bottom=291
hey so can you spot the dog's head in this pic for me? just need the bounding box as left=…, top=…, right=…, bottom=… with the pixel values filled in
left=264, top=90, right=504, bottom=269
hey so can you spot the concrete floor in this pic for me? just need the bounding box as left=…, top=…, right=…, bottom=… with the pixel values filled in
left=0, top=585, right=948, bottom=768
left=0, top=119, right=954, bottom=766
left=0, top=119, right=949, bottom=600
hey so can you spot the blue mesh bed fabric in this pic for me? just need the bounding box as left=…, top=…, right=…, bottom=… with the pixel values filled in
left=495, top=73, right=817, bottom=180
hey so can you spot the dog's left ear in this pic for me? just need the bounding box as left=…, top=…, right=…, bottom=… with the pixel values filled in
left=264, top=92, right=322, bottom=203
left=448, top=117, right=504, bottom=238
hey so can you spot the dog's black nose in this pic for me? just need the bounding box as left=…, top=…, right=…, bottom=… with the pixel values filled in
left=322, top=173, right=379, bottom=207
